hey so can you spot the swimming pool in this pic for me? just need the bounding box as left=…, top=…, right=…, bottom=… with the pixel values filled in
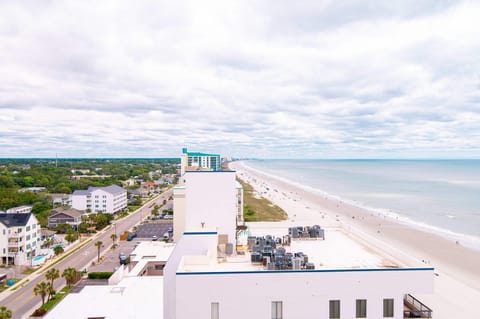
left=34, top=255, right=47, bottom=262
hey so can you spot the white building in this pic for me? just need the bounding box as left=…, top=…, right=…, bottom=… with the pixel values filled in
left=0, top=212, right=41, bottom=265
left=72, top=185, right=127, bottom=214
left=45, top=241, right=174, bottom=319
left=6, top=205, right=32, bottom=214
left=164, top=170, right=434, bottom=319
left=172, top=171, right=238, bottom=244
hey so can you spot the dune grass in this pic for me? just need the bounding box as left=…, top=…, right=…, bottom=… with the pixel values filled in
left=237, top=178, right=288, bottom=222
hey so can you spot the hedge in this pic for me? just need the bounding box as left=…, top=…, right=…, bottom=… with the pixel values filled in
left=88, top=272, right=113, bottom=279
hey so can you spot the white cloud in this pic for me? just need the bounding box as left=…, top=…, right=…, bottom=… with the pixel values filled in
left=0, top=0, right=479, bottom=158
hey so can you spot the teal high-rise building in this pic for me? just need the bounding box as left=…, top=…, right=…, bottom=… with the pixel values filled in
left=180, top=148, right=221, bottom=175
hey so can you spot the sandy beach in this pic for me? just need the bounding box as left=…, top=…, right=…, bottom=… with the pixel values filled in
left=230, top=161, right=480, bottom=318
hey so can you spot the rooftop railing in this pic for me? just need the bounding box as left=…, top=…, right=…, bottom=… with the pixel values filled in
left=404, top=294, right=432, bottom=318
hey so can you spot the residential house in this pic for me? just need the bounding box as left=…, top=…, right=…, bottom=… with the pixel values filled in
left=49, top=193, right=72, bottom=207
left=48, top=207, right=85, bottom=229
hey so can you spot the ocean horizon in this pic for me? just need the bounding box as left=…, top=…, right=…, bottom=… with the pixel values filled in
left=242, top=159, right=480, bottom=248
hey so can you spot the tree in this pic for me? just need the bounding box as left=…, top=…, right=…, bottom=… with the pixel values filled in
left=110, top=234, right=117, bottom=249
left=53, top=245, right=64, bottom=256
left=94, top=241, right=103, bottom=262
left=45, top=268, right=59, bottom=300
left=33, top=281, right=51, bottom=306
left=0, top=306, right=12, bottom=319
left=62, top=267, right=78, bottom=287
left=42, top=238, right=53, bottom=248
left=65, top=229, right=78, bottom=244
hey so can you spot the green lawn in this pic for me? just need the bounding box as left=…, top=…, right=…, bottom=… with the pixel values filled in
left=40, top=285, right=73, bottom=312
left=237, top=178, right=288, bottom=222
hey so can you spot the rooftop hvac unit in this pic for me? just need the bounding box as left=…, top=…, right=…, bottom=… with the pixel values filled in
left=293, top=257, right=302, bottom=270
left=305, top=262, right=315, bottom=270
left=319, top=229, right=325, bottom=240
left=251, top=252, right=262, bottom=263
left=225, top=243, right=234, bottom=255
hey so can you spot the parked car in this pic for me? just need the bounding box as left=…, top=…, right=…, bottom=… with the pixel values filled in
left=127, top=233, right=137, bottom=241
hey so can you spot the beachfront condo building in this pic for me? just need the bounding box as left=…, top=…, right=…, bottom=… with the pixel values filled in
left=0, top=211, right=41, bottom=265
left=165, top=170, right=434, bottom=319
left=180, top=148, right=221, bottom=175
left=72, top=185, right=127, bottom=214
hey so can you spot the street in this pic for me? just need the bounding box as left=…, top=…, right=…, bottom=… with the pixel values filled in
left=0, top=189, right=172, bottom=319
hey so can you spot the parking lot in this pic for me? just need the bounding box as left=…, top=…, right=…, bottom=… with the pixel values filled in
left=136, top=222, right=173, bottom=240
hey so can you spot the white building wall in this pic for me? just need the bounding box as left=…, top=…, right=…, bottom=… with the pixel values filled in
left=24, top=215, right=40, bottom=259
left=91, top=189, right=111, bottom=213
left=72, top=194, right=88, bottom=211
left=164, top=232, right=218, bottom=319
left=0, top=223, right=8, bottom=262
left=173, top=186, right=186, bottom=242
left=176, top=268, right=433, bottom=319
left=184, top=172, right=237, bottom=243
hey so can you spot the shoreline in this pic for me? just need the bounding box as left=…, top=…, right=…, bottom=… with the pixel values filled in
left=240, top=160, right=480, bottom=251
left=230, top=161, right=480, bottom=318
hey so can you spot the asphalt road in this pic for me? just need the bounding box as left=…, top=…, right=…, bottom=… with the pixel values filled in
left=0, top=189, right=173, bottom=319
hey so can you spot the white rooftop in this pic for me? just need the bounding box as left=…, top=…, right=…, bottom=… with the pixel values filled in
left=177, top=226, right=402, bottom=273
left=129, top=241, right=175, bottom=263
left=44, top=276, right=164, bottom=319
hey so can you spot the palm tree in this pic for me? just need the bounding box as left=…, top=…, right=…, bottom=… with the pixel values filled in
left=33, top=281, right=51, bottom=306
left=45, top=268, right=59, bottom=300
left=53, top=245, right=64, bottom=256
left=94, top=241, right=103, bottom=262
left=62, top=267, right=78, bottom=287
left=110, top=234, right=117, bottom=249
left=0, top=306, right=12, bottom=319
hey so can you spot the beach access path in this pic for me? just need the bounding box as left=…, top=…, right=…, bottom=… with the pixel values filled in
left=230, top=161, right=480, bottom=318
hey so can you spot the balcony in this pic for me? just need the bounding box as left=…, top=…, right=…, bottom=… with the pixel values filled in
left=404, top=294, right=432, bottom=318
left=8, top=240, right=21, bottom=247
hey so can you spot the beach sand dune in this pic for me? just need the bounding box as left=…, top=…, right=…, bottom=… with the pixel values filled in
left=231, top=161, right=480, bottom=318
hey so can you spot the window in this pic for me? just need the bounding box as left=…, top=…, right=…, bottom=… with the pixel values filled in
left=211, top=302, right=219, bottom=319
left=18, top=228, right=22, bottom=233
left=329, top=300, right=340, bottom=319
left=356, top=299, right=367, bottom=318
left=272, top=301, right=283, bottom=319
left=383, top=299, right=394, bottom=317
left=26, top=226, right=31, bottom=232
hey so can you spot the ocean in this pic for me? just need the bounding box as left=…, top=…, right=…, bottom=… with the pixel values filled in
left=243, top=159, right=480, bottom=246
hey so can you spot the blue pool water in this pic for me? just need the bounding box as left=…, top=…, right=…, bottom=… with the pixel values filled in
left=34, top=255, right=46, bottom=262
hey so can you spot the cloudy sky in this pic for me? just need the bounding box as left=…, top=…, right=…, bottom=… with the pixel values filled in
left=1, top=0, right=479, bottom=158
